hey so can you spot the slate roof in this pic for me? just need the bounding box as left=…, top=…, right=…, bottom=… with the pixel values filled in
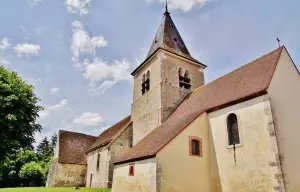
left=131, top=9, right=204, bottom=76
left=58, top=130, right=97, bottom=165
left=114, top=46, right=284, bottom=164
left=86, top=115, right=131, bottom=153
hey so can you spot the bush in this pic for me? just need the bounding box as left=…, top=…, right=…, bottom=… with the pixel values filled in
left=19, top=162, right=45, bottom=187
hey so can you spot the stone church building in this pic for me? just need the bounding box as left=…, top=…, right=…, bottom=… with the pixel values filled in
left=47, top=5, right=300, bottom=192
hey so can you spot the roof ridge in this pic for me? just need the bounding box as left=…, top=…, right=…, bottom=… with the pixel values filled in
left=192, top=46, right=284, bottom=95
left=114, top=46, right=286, bottom=164
left=59, top=129, right=97, bottom=138
left=97, top=115, right=131, bottom=137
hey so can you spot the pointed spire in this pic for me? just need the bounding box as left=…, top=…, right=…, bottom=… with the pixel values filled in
left=145, top=4, right=201, bottom=65
left=131, top=4, right=204, bottom=75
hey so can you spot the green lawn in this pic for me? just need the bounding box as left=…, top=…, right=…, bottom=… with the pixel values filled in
left=0, top=188, right=111, bottom=192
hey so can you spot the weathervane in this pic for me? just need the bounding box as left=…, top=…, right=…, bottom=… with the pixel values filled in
left=277, top=37, right=281, bottom=48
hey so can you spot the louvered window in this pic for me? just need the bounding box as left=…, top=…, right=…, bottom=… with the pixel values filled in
left=142, top=70, right=150, bottom=94
left=179, top=69, right=191, bottom=90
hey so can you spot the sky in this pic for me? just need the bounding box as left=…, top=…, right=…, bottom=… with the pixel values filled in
left=0, top=0, right=299, bottom=146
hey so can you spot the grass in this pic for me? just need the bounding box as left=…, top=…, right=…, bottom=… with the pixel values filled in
left=0, top=188, right=111, bottom=192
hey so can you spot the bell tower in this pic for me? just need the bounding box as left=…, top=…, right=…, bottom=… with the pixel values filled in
left=131, top=4, right=207, bottom=145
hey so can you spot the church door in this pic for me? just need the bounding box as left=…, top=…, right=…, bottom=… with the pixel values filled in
left=89, top=174, right=92, bottom=187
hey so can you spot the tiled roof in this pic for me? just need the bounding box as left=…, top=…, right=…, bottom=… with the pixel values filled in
left=114, top=46, right=284, bottom=164
left=58, top=130, right=97, bottom=165
left=131, top=10, right=204, bottom=76
left=86, top=116, right=131, bottom=153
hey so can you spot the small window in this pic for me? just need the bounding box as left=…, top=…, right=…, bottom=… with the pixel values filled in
left=129, top=164, right=135, bottom=176
left=179, top=69, right=191, bottom=90
left=189, top=136, right=202, bottom=157
left=192, top=140, right=200, bottom=155
left=227, top=113, right=240, bottom=146
left=96, top=154, right=100, bottom=170
left=141, top=70, right=150, bottom=95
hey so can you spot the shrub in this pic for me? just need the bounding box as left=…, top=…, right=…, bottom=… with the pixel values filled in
left=19, top=162, right=45, bottom=187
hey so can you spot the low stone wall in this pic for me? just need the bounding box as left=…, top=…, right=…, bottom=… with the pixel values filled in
left=47, top=161, right=87, bottom=187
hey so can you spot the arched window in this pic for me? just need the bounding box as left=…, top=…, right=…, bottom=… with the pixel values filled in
left=179, top=69, right=191, bottom=89
left=189, top=136, right=202, bottom=157
left=141, top=70, right=150, bottom=95
left=178, top=67, right=183, bottom=77
left=184, top=70, right=190, bottom=79
left=146, top=70, right=150, bottom=80
left=142, top=74, right=146, bottom=83
left=227, top=113, right=240, bottom=146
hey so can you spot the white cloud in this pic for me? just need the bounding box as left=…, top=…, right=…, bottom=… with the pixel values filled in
left=72, top=112, right=104, bottom=126
left=39, top=99, right=68, bottom=118
left=148, top=0, right=209, bottom=12
left=97, top=80, right=116, bottom=94
left=65, top=0, right=92, bottom=15
left=51, top=87, right=60, bottom=94
left=71, top=21, right=107, bottom=61
left=0, top=58, right=10, bottom=66
left=14, top=43, right=41, bottom=57
left=0, top=38, right=11, bottom=50
left=83, top=58, right=131, bottom=93
left=28, top=0, right=43, bottom=6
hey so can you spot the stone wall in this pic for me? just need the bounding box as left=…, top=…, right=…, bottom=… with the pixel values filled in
left=85, top=125, right=133, bottom=188
left=268, top=47, right=300, bottom=192
left=208, top=95, right=282, bottom=192
left=86, top=149, right=109, bottom=188
left=108, top=124, right=133, bottom=187
left=160, top=51, right=205, bottom=122
left=131, top=50, right=205, bottom=145
left=131, top=53, right=162, bottom=145
left=112, top=158, right=157, bottom=192
left=47, top=161, right=87, bottom=187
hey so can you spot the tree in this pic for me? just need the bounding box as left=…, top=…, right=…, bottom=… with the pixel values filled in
left=36, top=137, right=52, bottom=162
left=50, top=133, right=57, bottom=155
left=0, top=150, right=39, bottom=188
left=19, top=162, right=44, bottom=187
left=0, top=66, right=43, bottom=161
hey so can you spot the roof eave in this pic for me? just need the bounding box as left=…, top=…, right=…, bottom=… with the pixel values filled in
left=85, top=140, right=112, bottom=154
left=113, top=155, right=156, bottom=165
left=131, top=47, right=206, bottom=76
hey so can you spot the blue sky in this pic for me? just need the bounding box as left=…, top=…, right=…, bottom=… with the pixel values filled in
left=0, top=0, right=299, bottom=145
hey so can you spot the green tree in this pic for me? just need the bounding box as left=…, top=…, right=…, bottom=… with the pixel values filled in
left=0, top=150, right=39, bottom=187
left=36, top=137, right=52, bottom=162
left=0, top=66, right=43, bottom=161
left=50, top=133, right=57, bottom=155
left=19, top=162, right=44, bottom=187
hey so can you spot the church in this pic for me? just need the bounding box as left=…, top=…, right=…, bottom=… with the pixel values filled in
left=46, top=4, right=300, bottom=192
